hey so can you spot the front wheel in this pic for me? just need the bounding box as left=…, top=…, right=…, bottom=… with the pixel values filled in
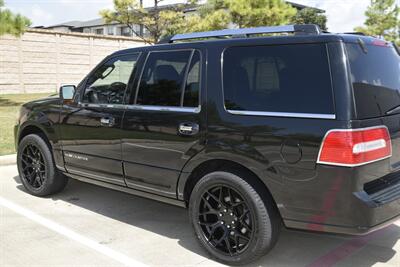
left=17, top=134, right=68, bottom=196
left=189, top=171, right=281, bottom=265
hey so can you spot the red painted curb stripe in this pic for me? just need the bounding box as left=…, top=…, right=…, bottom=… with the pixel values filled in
left=306, top=224, right=396, bottom=267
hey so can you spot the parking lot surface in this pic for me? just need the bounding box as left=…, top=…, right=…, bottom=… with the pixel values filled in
left=2, top=164, right=400, bottom=267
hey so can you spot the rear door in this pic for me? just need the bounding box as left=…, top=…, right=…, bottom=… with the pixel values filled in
left=121, top=49, right=206, bottom=197
left=346, top=40, right=400, bottom=170
left=60, top=53, right=140, bottom=186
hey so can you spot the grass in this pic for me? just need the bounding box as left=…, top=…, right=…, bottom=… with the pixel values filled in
left=0, top=93, right=52, bottom=156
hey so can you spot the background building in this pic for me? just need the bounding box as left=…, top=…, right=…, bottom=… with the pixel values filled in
left=37, top=2, right=322, bottom=38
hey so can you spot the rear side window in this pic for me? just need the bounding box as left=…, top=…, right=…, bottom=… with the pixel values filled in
left=184, top=51, right=201, bottom=107
left=346, top=43, right=400, bottom=119
left=136, top=50, right=200, bottom=107
left=223, top=44, right=334, bottom=115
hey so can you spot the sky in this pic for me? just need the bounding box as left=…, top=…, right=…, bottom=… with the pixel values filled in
left=3, top=0, right=399, bottom=33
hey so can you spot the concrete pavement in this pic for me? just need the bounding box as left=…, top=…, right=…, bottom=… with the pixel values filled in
left=1, top=164, right=400, bottom=267
left=0, top=154, right=16, bottom=166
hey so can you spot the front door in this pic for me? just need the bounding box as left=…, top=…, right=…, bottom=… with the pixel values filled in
left=60, top=53, right=140, bottom=186
left=121, top=49, right=206, bottom=197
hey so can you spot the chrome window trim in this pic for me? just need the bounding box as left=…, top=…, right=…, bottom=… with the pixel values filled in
left=79, top=103, right=127, bottom=110
left=79, top=102, right=201, bottom=113
left=226, top=109, right=336, bottom=119
left=126, top=105, right=201, bottom=113
left=220, top=44, right=337, bottom=120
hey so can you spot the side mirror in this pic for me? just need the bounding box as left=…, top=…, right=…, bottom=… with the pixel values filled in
left=60, top=85, right=76, bottom=103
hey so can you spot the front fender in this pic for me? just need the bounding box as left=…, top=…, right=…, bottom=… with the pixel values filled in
left=18, top=117, right=54, bottom=147
left=16, top=99, right=64, bottom=170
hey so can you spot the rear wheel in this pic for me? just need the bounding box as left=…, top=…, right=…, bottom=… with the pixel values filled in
left=17, top=134, right=68, bottom=196
left=189, top=171, right=280, bottom=265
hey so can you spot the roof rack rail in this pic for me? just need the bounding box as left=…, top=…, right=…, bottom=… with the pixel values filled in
left=158, top=24, right=321, bottom=44
left=342, top=32, right=366, bottom=36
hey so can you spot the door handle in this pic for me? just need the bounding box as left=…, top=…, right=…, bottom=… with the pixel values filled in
left=179, top=122, right=199, bottom=136
left=100, top=117, right=115, bottom=127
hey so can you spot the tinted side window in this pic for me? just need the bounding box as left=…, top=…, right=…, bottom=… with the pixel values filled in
left=83, top=54, right=139, bottom=104
left=184, top=51, right=201, bottom=107
left=346, top=43, right=400, bottom=119
left=137, top=50, right=199, bottom=107
left=223, top=44, right=334, bottom=114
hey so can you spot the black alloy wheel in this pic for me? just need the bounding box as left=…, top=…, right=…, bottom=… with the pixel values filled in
left=189, top=171, right=281, bottom=265
left=17, top=134, right=68, bottom=196
left=20, top=143, right=46, bottom=189
left=198, top=185, right=254, bottom=256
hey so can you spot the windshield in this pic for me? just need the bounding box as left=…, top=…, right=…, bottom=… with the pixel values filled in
left=346, top=42, right=400, bottom=119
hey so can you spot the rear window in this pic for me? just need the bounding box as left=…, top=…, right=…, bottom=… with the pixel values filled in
left=222, top=43, right=334, bottom=115
left=346, top=42, right=400, bottom=119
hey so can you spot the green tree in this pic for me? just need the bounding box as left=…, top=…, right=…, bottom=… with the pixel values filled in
left=292, top=7, right=328, bottom=31
left=100, top=0, right=198, bottom=43
left=355, top=0, right=399, bottom=45
left=199, top=0, right=297, bottom=29
left=169, top=1, right=231, bottom=34
left=101, top=0, right=299, bottom=42
left=0, top=0, right=31, bottom=36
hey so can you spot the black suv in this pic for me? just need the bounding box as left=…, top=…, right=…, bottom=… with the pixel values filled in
left=14, top=24, right=400, bottom=265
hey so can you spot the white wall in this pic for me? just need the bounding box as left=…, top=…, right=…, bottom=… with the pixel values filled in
left=0, top=29, right=145, bottom=94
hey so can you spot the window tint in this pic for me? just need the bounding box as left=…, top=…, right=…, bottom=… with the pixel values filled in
left=223, top=44, right=334, bottom=114
left=346, top=43, right=400, bottom=119
left=137, top=50, right=200, bottom=107
left=83, top=54, right=139, bottom=104
left=184, top=51, right=201, bottom=107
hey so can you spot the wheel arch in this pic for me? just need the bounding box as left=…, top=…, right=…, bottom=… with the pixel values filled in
left=180, top=157, right=282, bottom=219
left=18, top=123, right=50, bottom=147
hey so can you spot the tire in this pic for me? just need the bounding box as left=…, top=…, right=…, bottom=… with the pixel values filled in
left=17, top=134, right=68, bottom=196
left=189, top=171, right=281, bottom=265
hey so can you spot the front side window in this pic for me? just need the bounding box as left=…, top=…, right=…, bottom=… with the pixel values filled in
left=223, top=44, right=334, bottom=115
left=136, top=50, right=200, bottom=107
left=83, top=53, right=139, bottom=104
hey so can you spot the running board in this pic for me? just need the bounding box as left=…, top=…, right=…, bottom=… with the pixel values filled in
left=65, top=172, right=186, bottom=208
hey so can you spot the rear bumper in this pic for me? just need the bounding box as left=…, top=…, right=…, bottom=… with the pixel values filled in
left=279, top=162, right=400, bottom=236
left=284, top=212, right=400, bottom=235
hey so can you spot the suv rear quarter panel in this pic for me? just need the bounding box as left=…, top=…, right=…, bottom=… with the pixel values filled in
left=180, top=39, right=362, bottom=230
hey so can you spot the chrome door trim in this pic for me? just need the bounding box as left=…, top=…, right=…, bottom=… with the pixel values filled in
left=126, top=105, right=201, bottom=113
left=226, top=109, right=336, bottom=119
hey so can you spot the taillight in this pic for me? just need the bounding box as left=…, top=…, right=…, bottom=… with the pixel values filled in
left=317, top=126, right=392, bottom=167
